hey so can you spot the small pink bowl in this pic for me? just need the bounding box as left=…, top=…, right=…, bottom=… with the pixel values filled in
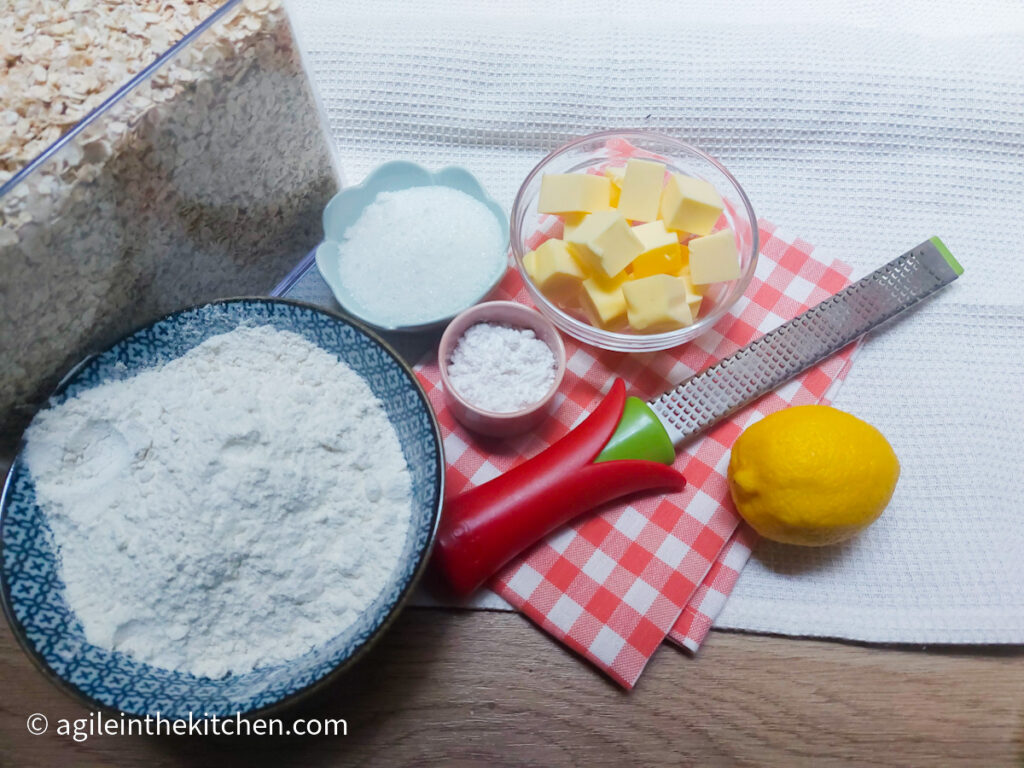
left=438, top=301, right=566, bottom=437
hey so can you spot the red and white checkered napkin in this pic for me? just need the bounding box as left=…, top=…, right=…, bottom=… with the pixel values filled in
left=414, top=221, right=857, bottom=688
left=667, top=346, right=855, bottom=652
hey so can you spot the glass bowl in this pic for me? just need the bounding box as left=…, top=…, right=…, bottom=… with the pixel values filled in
left=510, top=130, right=758, bottom=352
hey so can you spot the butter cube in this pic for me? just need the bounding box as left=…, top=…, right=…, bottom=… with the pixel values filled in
left=603, top=165, right=626, bottom=186
left=581, top=273, right=628, bottom=327
left=622, top=274, right=694, bottom=332
left=617, top=159, right=665, bottom=222
left=659, top=173, right=724, bottom=235
left=630, top=220, right=684, bottom=278
left=564, top=210, right=617, bottom=242
left=567, top=213, right=643, bottom=279
left=523, top=238, right=587, bottom=299
left=604, top=166, right=625, bottom=207
left=562, top=210, right=618, bottom=242
left=524, top=249, right=538, bottom=273
left=686, top=293, right=703, bottom=318
left=676, top=268, right=704, bottom=317
left=538, top=173, right=613, bottom=215
left=688, top=229, right=741, bottom=285
left=562, top=212, right=587, bottom=240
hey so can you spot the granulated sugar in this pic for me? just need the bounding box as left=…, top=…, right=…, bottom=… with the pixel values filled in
left=24, top=325, right=413, bottom=679
left=335, top=186, right=504, bottom=326
left=447, top=323, right=556, bottom=413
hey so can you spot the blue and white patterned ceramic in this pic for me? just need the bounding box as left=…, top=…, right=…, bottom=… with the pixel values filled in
left=0, top=298, right=444, bottom=719
left=315, top=161, right=510, bottom=332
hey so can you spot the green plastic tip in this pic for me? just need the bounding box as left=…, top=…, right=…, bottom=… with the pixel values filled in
left=930, top=236, right=963, bottom=276
left=595, top=397, right=676, bottom=465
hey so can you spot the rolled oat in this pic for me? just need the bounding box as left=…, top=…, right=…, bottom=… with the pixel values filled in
left=0, top=0, right=340, bottom=449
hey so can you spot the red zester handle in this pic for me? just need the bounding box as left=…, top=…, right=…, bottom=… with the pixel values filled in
left=432, top=379, right=686, bottom=596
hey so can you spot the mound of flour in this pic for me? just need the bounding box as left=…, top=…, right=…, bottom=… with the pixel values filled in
left=24, top=325, right=413, bottom=679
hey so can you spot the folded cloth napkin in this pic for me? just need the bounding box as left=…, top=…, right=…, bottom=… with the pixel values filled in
left=414, top=221, right=856, bottom=687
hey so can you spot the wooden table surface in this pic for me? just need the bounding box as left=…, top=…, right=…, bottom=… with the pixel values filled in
left=2, top=607, right=1021, bottom=767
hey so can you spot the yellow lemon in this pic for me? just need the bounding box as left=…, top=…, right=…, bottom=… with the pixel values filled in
left=727, top=405, right=900, bottom=546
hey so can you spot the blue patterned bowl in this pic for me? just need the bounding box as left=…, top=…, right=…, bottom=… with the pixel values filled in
left=0, top=298, right=444, bottom=719
left=315, top=161, right=510, bottom=332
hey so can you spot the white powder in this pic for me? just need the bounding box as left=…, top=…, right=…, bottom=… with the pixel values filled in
left=336, top=186, right=504, bottom=327
left=446, top=323, right=557, bottom=413
left=23, top=325, right=413, bottom=679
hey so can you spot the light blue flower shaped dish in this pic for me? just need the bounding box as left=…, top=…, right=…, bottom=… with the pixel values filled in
left=315, top=161, right=510, bottom=332
left=0, top=298, right=444, bottom=719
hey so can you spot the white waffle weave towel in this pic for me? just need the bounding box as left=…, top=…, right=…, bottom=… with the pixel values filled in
left=286, top=0, right=1024, bottom=643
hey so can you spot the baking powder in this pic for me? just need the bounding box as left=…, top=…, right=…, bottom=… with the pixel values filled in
left=446, top=322, right=556, bottom=413
left=24, top=325, right=413, bottom=678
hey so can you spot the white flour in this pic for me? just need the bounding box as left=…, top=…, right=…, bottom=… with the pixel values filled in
left=446, top=322, right=556, bottom=413
left=24, top=325, right=413, bottom=679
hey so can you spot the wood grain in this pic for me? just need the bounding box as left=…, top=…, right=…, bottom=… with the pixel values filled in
left=2, top=607, right=1022, bottom=767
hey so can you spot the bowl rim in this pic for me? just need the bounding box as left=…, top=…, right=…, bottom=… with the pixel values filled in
left=316, top=159, right=510, bottom=333
left=0, top=296, right=446, bottom=720
left=509, top=129, right=759, bottom=350
left=437, top=300, right=567, bottom=421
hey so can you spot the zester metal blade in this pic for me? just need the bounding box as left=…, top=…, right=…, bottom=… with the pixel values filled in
left=649, top=237, right=963, bottom=446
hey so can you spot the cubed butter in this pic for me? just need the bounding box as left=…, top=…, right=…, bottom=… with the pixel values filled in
left=567, top=213, right=643, bottom=279
left=538, top=173, right=612, bottom=215
left=581, top=273, right=628, bottom=327
left=676, top=268, right=704, bottom=317
left=604, top=166, right=625, bottom=207
left=675, top=265, right=704, bottom=293
left=686, top=293, right=702, bottom=318
left=616, top=159, right=665, bottom=222
left=562, top=212, right=587, bottom=240
left=659, top=173, right=724, bottom=235
left=523, top=238, right=587, bottom=299
left=603, top=165, right=626, bottom=186
left=622, top=274, right=694, bottom=332
left=564, top=210, right=617, bottom=243
left=589, top=216, right=644, bottom=278
left=630, top=220, right=684, bottom=278
left=688, top=229, right=741, bottom=285
left=563, top=210, right=620, bottom=242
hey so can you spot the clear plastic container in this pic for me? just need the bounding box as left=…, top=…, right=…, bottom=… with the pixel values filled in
left=510, top=130, right=758, bottom=353
left=0, top=0, right=341, bottom=451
